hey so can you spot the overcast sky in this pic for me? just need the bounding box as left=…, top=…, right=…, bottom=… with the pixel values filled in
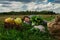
left=0, top=0, right=60, bottom=13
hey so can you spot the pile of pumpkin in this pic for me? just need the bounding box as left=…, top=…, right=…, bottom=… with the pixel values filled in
left=4, top=17, right=23, bottom=30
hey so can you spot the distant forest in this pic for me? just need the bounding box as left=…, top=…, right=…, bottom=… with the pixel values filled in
left=0, top=11, right=57, bottom=15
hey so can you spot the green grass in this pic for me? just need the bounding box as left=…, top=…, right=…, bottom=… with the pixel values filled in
left=0, top=25, right=54, bottom=40
left=0, top=15, right=56, bottom=40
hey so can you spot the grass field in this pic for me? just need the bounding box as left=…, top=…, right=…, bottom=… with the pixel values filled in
left=0, top=15, right=57, bottom=40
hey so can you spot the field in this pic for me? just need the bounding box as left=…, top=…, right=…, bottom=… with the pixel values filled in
left=0, top=15, right=57, bottom=40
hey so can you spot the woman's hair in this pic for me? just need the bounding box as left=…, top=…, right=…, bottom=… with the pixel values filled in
left=22, top=16, right=30, bottom=21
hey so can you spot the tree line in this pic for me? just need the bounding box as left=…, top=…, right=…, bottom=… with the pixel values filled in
left=0, top=11, right=57, bottom=15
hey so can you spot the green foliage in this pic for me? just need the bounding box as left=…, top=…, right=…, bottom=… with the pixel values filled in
left=22, top=22, right=33, bottom=31
left=30, top=16, right=44, bottom=25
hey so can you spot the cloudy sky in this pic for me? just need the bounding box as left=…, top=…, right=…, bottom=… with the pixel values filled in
left=0, top=0, right=60, bottom=13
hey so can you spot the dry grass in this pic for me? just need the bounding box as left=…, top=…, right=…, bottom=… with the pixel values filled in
left=0, top=15, right=58, bottom=21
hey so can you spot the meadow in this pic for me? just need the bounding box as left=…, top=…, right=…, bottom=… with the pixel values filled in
left=0, top=15, right=57, bottom=40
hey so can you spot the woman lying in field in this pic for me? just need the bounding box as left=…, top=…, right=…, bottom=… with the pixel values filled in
left=4, top=16, right=47, bottom=32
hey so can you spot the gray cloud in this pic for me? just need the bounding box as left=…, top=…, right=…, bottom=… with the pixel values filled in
left=53, top=8, right=60, bottom=13
left=0, top=0, right=46, bottom=3
left=0, top=1, right=11, bottom=4
left=53, top=0, right=60, bottom=3
left=2, top=4, right=11, bottom=7
left=0, top=0, right=32, bottom=3
left=21, top=5, right=28, bottom=10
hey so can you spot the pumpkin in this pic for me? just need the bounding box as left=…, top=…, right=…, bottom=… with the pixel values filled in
left=14, top=18, right=22, bottom=25
left=5, top=17, right=14, bottom=24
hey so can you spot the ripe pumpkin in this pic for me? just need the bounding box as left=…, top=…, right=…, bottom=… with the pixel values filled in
left=5, top=17, right=14, bottom=24
left=14, top=18, right=22, bottom=25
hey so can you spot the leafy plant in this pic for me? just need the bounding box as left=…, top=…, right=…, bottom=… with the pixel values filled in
left=30, top=16, right=44, bottom=26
